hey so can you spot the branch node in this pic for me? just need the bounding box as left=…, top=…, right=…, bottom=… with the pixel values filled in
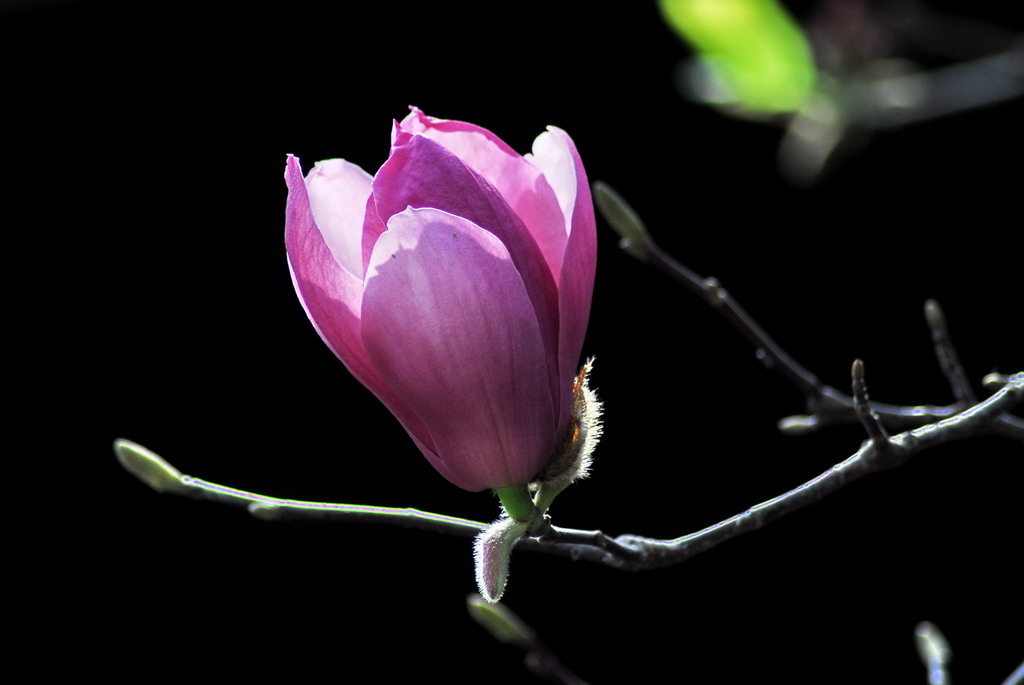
left=248, top=503, right=282, bottom=521
left=702, top=277, right=727, bottom=307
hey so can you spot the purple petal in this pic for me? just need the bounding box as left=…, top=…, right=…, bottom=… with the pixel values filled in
left=528, top=129, right=597, bottom=441
left=399, top=108, right=567, bottom=279
left=372, top=133, right=563, bottom=422
left=360, top=207, right=557, bottom=491
left=284, top=155, right=439, bottom=459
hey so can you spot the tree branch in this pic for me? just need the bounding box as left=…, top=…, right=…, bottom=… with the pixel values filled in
left=534, top=373, right=1023, bottom=571
left=114, top=373, right=1022, bottom=571
left=117, top=182, right=1020, bottom=575
left=592, top=182, right=1024, bottom=440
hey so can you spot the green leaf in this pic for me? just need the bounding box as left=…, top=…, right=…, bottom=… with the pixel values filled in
left=659, top=0, right=816, bottom=113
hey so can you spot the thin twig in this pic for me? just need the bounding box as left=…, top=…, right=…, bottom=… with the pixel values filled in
left=648, top=240, right=1024, bottom=436
left=1002, top=660, right=1024, bottom=685
left=646, top=244, right=826, bottom=403
left=858, top=45, right=1024, bottom=131
left=852, top=358, right=890, bottom=445
left=925, top=299, right=977, bottom=404
left=114, top=375, right=1023, bottom=571
left=113, top=440, right=485, bottom=535
left=593, top=185, right=1024, bottom=439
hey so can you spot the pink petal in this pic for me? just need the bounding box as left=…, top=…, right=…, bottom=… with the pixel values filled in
left=527, top=129, right=597, bottom=441
left=304, top=158, right=373, bottom=279
left=285, top=155, right=363, bottom=355
left=359, top=192, right=387, bottom=277
left=284, top=156, right=439, bottom=459
left=399, top=108, right=568, bottom=281
left=360, top=207, right=557, bottom=491
left=372, top=133, right=563, bottom=421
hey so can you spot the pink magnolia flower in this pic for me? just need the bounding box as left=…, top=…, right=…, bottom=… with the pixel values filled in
left=284, top=108, right=596, bottom=492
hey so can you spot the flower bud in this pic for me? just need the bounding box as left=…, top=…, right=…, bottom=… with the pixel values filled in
left=285, top=109, right=597, bottom=492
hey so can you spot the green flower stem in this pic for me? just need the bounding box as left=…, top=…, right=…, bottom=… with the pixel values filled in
left=494, top=485, right=540, bottom=528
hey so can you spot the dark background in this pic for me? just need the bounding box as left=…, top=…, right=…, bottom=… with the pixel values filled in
left=9, top=0, right=1021, bottom=683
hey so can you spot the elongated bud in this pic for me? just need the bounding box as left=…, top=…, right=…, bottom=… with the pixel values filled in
left=474, top=517, right=529, bottom=603
left=777, top=414, right=819, bottom=434
left=114, top=439, right=187, bottom=494
left=914, top=621, right=952, bottom=685
left=466, top=594, right=535, bottom=648
left=914, top=621, right=951, bottom=666
left=593, top=182, right=652, bottom=260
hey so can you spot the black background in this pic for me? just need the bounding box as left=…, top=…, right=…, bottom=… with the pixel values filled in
left=9, top=1, right=1022, bottom=683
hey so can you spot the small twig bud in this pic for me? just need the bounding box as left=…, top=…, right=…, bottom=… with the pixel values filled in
left=924, top=299, right=977, bottom=405
left=248, top=503, right=283, bottom=521
left=466, top=594, right=535, bottom=648
left=114, top=439, right=187, bottom=495
left=777, top=414, right=820, bottom=435
left=851, top=360, right=890, bottom=445
left=914, top=621, right=952, bottom=685
left=592, top=181, right=653, bottom=260
left=982, top=372, right=1013, bottom=390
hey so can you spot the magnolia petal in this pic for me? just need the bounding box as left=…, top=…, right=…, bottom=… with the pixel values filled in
left=361, top=207, right=557, bottom=491
left=399, top=108, right=567, bottom=279
left=359, top=192, right=388, bottom=276
left=372, top=133, right=563, bottom=420
left=284, top=156, right=440, bottom=459
left=528, top=129, right=597, bottom=442
left=526, top=128, right=576, bottom=243
left=285, top=155, right=364, bottom=354
left=304, top=159, right=373, bottom=279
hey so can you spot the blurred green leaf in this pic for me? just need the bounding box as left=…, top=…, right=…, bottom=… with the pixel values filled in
left=659, top=0, right=816, bottom=113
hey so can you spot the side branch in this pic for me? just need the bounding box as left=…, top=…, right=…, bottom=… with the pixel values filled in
left=648, top=240, right=1022, bottom=435
left=925, top=299, right=977, bottom=405
left=647, top=244, right=824, bottom=400
left=852, top=359, right=890, bottom=445
left=113, top=439, right=486, bottom=536
left=592, top=182, right=1024, bottom=439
